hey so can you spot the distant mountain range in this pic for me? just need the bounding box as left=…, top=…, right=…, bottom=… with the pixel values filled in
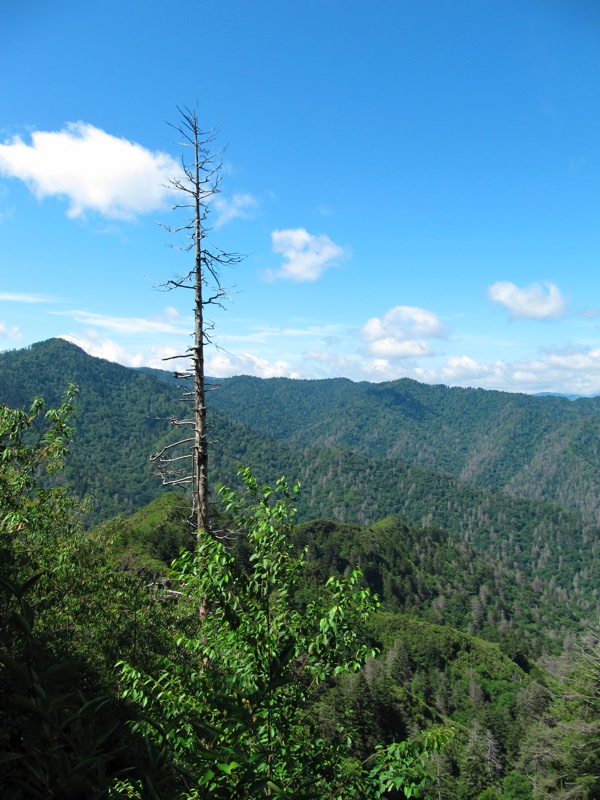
left=2, top=337, right=600, bottom=622
left=534, top=392, right=592, bottom=400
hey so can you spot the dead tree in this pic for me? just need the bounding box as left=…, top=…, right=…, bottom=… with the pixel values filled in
left=151, top=108, right=242, bottom=536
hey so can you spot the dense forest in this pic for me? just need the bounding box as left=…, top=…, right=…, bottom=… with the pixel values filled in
left=2, top=338, right=600, bottom=798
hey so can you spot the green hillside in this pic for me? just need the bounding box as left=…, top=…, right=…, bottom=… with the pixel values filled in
left=207, top=374, right=600, bottom=526
left=0, top=338, right=176, bottom=521
left=3, top=355, right=600, bottom=798
left=109, top=494, right=596, bottom=798
left=117, top=495, right=580, bottom=656
left=2, top=338, right=600, bottom=618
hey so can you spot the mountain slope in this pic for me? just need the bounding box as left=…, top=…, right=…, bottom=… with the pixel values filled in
left=2, top=338, right=600, bottom=617
left=206, top=374, right=600, bottom=525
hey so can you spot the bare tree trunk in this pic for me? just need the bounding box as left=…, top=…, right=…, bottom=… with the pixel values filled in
left=193, top=133, right=210, bottom=534
left=151, top=108, right=241, bottom=537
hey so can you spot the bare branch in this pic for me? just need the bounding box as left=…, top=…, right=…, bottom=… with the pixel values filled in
left=151, top=108, right=244, bottom=539
left=160, top=475, right=194, bottom=486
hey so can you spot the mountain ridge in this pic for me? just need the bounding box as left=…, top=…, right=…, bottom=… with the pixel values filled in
left=2, top=338, right=599, bottom=618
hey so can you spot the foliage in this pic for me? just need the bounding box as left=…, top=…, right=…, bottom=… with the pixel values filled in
left=0, top=339, right=173, bottom=525
left=3, top=358, right=600, bottom=797
left=0, top=392, right=177, bottom=797
left=0, top=384, right=79, bottom=543
left=0, top=390, right=118, bottom=796
left=294, top=516, right=577, bottom=657
left=114, top=492, right=196, bottom=574
left=507, top=630, right=600, bottom=799
left=117, top=467, right=452, bottom=797
left=0, top=573, right=125, bottom=800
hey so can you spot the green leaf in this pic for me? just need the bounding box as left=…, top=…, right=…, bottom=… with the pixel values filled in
left=0, top=654, right=31, bottom=683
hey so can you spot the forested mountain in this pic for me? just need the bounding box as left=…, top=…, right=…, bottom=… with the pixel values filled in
left=204, top=373, right=600, bottom=526
left=2, top=338, right=600, bottom=618
left=0, top=338, right=174, bottom=519
left=4, top=339, right=600, bottom=797
left=146, top=361, right=600, bottom=524
left=97, top=493, right=600, bottom=797
left=0, top=340, right=598, bottom=599
left=117, top=494, right=581, bottom=656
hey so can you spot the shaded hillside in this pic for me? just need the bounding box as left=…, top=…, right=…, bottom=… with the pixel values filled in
left=206, top=374, right=600, bottom=525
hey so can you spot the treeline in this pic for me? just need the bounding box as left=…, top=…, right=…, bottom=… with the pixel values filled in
left=108, top=497, right=600, bottom=798
left=5, top=338, right=600, bottom=529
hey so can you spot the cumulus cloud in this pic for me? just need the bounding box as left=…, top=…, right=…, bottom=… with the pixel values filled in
left=60, top=332, right=147, bottom=367
left=213, top=192, right=258, bottom=227
left=368, top=338, right=432, bottom=358
left=206, top=351, right=300, bottom=378
left=442, top=355, right=498, bottom=382
left=286, top=344, right=600, bottom=393
left=303, top=351, right=402, bottom=381
left=267, top=228, right=345, bottom=282
left=59, top=331, right=190, bottom=369
left=204, top=340, right=600, bottom=393
left=435, top=344, right=600, bottom=394
left=0, top=123, right=180, bottom=219
left=362, top=305, right=445, bottom=359
left=488, top=281, right=566, bottom=320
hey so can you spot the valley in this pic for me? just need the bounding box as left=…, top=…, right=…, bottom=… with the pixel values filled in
left=2, top=337, right=600, bottom=798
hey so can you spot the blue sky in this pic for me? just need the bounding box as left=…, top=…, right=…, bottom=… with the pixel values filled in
left=2, top=0, right=600, bottom=393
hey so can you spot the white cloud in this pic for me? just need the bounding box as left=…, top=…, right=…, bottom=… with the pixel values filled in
left=303, top=351, right=401, bottom=381
left=0, top=123, right=180, bottom=220
left=50, top=309, right=190, bottom=335
left=0, top=322, right=20, bottom=339
left=362, top=305, right=445, bottom=359
left=54, top=317, right=600, bottom=395
left=488, top=281, right=566, bottom=320
left=299, top=344, right=600, bottom=393
left=267, top=228, right=345, bottom=282
left=59, top=331, right=190, bottom=369
left=161, top=306, right=182, bottom=321
left=218, top=322, right=346, bottom=346
left=436, top=345, right=600, bottom=394
left=206, top=351, right=300, bottom=378
left=368, top=338, right=432, bottom=358
left=0, top=291, right=61, bottom=303
left=442, top=355, right=498, bottom=382
left=540, top=346, right=600, bottom=372
left=213, top=192, right=258, bottom=227
left=60, top=332, right=147, bottom=367
left=363, top=306, right=444, bottom=340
